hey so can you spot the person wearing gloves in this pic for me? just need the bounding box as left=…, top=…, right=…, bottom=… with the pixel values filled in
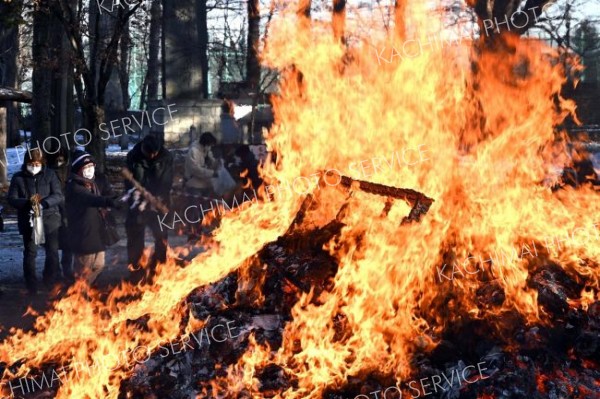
left=125, top=134, right=174, bottom=274
left=65, top=150, right=122, bottom=285
left=7, top=148, right=64, bottom=294
left=184, top=132, right=219, bottom=196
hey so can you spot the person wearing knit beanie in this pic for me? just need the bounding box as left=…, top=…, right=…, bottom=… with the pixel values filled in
left=71, top=150, right=95, bottom=175
left=65, top=150, right=123, bottom=285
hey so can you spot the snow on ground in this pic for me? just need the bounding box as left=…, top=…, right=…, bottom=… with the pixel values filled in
left=4, top=147, right=27, bottom=179
left=106, top=143, right=135, bottom=156
left=0, top=218, right=29, bottom=283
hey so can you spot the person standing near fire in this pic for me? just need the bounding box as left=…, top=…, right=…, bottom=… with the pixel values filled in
left=184, top=132, right=219, bottom=196
left=183, top=132, right=220, bottom=240
left=65, top=151, right=122, bottom=285
left=220, top=99, right=242, bottom=145
left=48, top=146, right=75, bottom=282
left=125, top=135, right=174, bottom=277
left=7, top=148, right=64, bottom=294
left=219, top=100, right=243, bottom=169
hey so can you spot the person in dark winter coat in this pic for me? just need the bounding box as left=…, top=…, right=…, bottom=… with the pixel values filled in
left=125, top=135, right=174, bottom=273
left=7, top=148, right=64, bottom=294
left=66, top=150, right=122, bottom=284
left=48, top=147, right=74, bottom=281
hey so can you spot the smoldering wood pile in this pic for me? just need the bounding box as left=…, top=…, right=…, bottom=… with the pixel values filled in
left=118, top=176, right=600, bottom=398
left=117, top=177, right=435, bottom=398
left=3, top=175, right=600, bottom=399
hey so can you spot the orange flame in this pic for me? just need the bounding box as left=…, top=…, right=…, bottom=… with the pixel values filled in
left=1, top=1, right=599, bottom=398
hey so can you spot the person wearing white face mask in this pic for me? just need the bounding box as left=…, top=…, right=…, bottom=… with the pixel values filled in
left=7, top=148, right=64, bottom=294
left=65, top=150, right=124, bottom=285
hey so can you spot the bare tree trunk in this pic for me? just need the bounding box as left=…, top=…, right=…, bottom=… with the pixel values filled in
left=460, top=0, right=553, bottom=149
left=54, top=0, right=140, bottom=172
left=139, top=74, right=148, bottom=109
left=394, top=0, right=406, bottom=40
left=49, top=3, right=75, bottom=158
left=469, top=0, right=550, bottom=45
left=60, top=27, right=75, bottom=152
left=0, top=0, right=23, bottom=183
left=147, top=0, right=161, bottom=104
left=84, top=2, right=105, bottom=169
left=83, top=104, right=106, bottom=173
left=0, top=0, right=22, bottom=149
left=332, top=0, right=346, bottom=43
left=161, top=0, right=167, bottom=101
left=196, top=0, right=209, bottom=98
left=6, top=96, right=20, bottom=148
left=32, top=0, right=53, bottom=144
left=119, top=20, right=131, bottom=110
left=247, top=0, right=261, bottom=91
left=564, top=3, right=571, bottom=72
left=0, top=107, right=7, bottom=186
left=247, top=0, right=262, bottom=144
left=298, top=0, right=311, bottom=18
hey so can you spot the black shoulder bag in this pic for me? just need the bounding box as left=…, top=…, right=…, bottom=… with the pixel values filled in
left=100, top=209, right=120, bottom=247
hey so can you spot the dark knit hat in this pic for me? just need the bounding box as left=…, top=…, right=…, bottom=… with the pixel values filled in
left=71, top=150, right=95, bottom=173
left=199, top=132, right=217, bottom=146
left=141, top=134, right=162, bottom=154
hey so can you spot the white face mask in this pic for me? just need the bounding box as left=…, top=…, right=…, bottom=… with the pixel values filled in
left=27, top=165, right=42, bottom=175
left=82, top=166, right=95, bottom=180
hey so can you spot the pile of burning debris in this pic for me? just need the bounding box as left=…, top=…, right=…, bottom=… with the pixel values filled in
left=1, top=173, right=600, bottom=399
left=117, top=176, right=599, bottom=398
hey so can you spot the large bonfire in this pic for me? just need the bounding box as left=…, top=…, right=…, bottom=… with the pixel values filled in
left=2, top=1, right=599, bottom=398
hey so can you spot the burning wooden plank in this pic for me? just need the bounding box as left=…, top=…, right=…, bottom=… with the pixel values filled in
left=286, top=172, right=434, bottom=238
